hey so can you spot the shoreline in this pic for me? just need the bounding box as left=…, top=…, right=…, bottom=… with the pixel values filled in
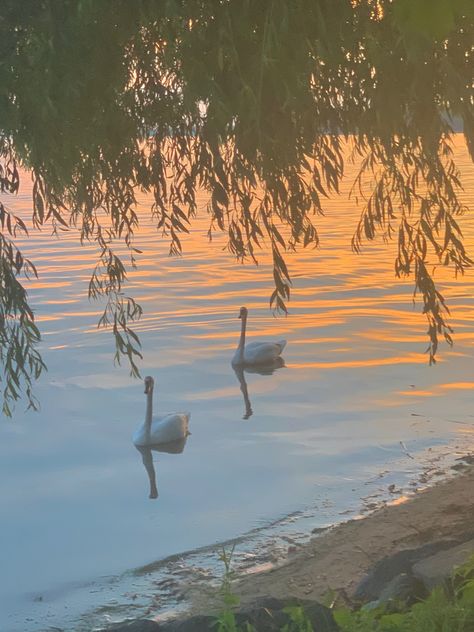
left=236, top=460, right=474, bottom=607
left=181, top=458, right=474, bottom=617
left=6, top=452, right=473, bottom=632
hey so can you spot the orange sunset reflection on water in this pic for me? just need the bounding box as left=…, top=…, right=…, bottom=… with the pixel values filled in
left=7, top=136, right=474, bottom=443
left=14, top=138, right=474, bottom=369
left=8, top=136, right=474, bottom=421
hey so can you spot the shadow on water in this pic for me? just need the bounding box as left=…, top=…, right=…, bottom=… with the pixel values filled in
left=233, top=358, right=286, bottom=420
left=135, top=437, right=189, bottom=499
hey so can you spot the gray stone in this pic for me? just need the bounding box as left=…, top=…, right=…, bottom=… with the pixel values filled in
left=160, top=614, right=215, bottom=631
left=159, top=596, right=338, bottom=632
left=355, top=531, right=474, bottom=604
left=361, top=572, right=427, bottom=612
left=237, top=597, right=337, bottom=632
left=413, top=539, right=474, bottom=591
left=378, top=572, right=427, bottom=605
left=354, top=538, right=465, bottom=602
left=106, top=621, right=161, bottom=632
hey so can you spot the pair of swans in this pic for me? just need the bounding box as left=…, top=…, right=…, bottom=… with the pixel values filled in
left=132, top=307, right=286, bottom=495
left=133, top=306, right=286, bottom=440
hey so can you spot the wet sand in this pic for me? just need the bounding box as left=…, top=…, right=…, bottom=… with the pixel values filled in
left=232, top=464, right=474, bottom=607
left=183, top=463, right=474, bottom=615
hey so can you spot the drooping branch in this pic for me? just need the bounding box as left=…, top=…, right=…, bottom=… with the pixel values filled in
left=352, top=134, right=472, bottom=362
left=0, top=0, right=472, bottom=414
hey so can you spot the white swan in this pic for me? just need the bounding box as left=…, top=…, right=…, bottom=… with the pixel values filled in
left=132, top=376, right=190, bottom=447
left=231, top=306, right=287, bottom=366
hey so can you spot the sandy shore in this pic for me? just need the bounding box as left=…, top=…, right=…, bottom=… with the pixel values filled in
left=225, top=464, right=474, bottom=608
left=183, top=462, right=474, bottom=617
left=104, top=463, right=474, bottom=630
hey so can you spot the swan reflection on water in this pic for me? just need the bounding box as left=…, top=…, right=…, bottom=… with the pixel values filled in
left=135, top=437, right=188, bottom=499
left=233, top=357, right=286, bottom=420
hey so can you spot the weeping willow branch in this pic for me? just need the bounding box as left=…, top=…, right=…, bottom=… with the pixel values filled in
left=0, top=0, right=472, bottom=414
left=0, top=203, right=46, bottom=416
left=89, top=245, right=143, bottom=379
left=352, top=134, right=472, bottom=362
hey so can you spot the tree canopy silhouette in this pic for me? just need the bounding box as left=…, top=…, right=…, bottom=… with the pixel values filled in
left=0, top=0, right=473, bottom=415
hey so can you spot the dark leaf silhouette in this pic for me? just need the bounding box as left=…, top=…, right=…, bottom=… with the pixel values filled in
left=0, top=0, right=473, bottom=413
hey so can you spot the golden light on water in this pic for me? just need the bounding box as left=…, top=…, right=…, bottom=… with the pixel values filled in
left=10, top=135, right=474, bottom=377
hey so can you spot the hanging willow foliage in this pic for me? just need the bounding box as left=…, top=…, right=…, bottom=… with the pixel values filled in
left=0, top=0, right=473, bottom=414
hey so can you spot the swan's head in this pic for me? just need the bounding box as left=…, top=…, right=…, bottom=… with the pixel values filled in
left=238, top=306, right=248, bottom=319
left=144, top=376, right=154, bottom=394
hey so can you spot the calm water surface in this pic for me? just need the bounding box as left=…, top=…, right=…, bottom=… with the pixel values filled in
left=1, top=138, right=473, bottom=630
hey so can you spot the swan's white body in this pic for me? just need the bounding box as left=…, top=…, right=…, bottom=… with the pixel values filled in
left=133, top=377, right=190, bottom=447
left=232, top=340, right=287, bottom=365
left=231, top=307, right=287, bottom=366
left=133, top=412, right=190, bottom=447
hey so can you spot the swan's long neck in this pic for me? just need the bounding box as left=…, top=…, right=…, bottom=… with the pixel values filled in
left=144, top=388, right=153, bottom=443
left=236, top=315, right=247, bottom=363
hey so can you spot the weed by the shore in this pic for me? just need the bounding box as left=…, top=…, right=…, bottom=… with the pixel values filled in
left=215, top=545, right=314, bottom=632
left=213, top=546, right=315, bottom=632
left=214, top=545, right=251, bottom=632
left=280, top=605, right=314, bottom=632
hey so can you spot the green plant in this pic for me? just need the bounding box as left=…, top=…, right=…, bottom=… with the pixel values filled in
left=334, top=554, right=474, bottom=632
left=281, top=605, right=314, bottom=632
left=214, top=547, right=319, bottom=632
left=214, top=545, right=252, bottom=632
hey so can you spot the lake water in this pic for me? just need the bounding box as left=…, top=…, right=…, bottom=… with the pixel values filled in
left=1, top=137, right=473, bottom=631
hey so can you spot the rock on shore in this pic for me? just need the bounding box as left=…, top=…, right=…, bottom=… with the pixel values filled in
left=106, top=597, right=337, bottom=631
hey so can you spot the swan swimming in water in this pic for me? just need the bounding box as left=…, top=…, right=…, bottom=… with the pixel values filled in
left=232, top=306, right=287, bottom=366
left=132, top=376, right=190, bottom=447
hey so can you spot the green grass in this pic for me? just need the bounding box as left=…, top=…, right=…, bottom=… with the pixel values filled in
left=334, top=554, right=474, bottom=632
left=214, top=550, right=474, bottom=632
